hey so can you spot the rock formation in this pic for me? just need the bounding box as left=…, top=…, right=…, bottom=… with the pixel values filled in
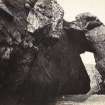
left=27, top=0, right=64, bottom=39
left=75, top=12, right=102, bottom=30
left=0, top=1, right=92, bottom=105
left=70, top=12, right=105, bottom=94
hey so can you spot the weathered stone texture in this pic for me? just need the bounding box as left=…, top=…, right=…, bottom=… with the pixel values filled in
left=73, top=12, right=105, bottom=93
left=0, top=1, right=91, bottom=105
left=86, top=25, right=105, bottom=93
left=75, top=12, right=102, bottom=30
left=27, top=0, right=64, bottom=38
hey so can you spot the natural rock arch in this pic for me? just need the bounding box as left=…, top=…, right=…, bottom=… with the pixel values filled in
left=0, top=1, right=92, bottom=105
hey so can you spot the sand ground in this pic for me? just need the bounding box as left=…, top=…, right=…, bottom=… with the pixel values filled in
left=55, top=95, right=105, bottom=105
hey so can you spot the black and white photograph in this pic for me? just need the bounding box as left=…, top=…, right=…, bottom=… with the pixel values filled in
left=0, top=0, right=105, bottom=105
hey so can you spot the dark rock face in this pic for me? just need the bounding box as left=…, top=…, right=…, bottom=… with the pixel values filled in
left=0, top=1, right=91, bottom=105
left=0, top=21, right=90, bottom=105
left=63, top=20, right=96, bottom=53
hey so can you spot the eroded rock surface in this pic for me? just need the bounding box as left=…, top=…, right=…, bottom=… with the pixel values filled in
left=69, top=12, right=105, bottom=94
left=27, top=0, right=64, bottom=39
left=0, top=1, right=91, bottom=105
